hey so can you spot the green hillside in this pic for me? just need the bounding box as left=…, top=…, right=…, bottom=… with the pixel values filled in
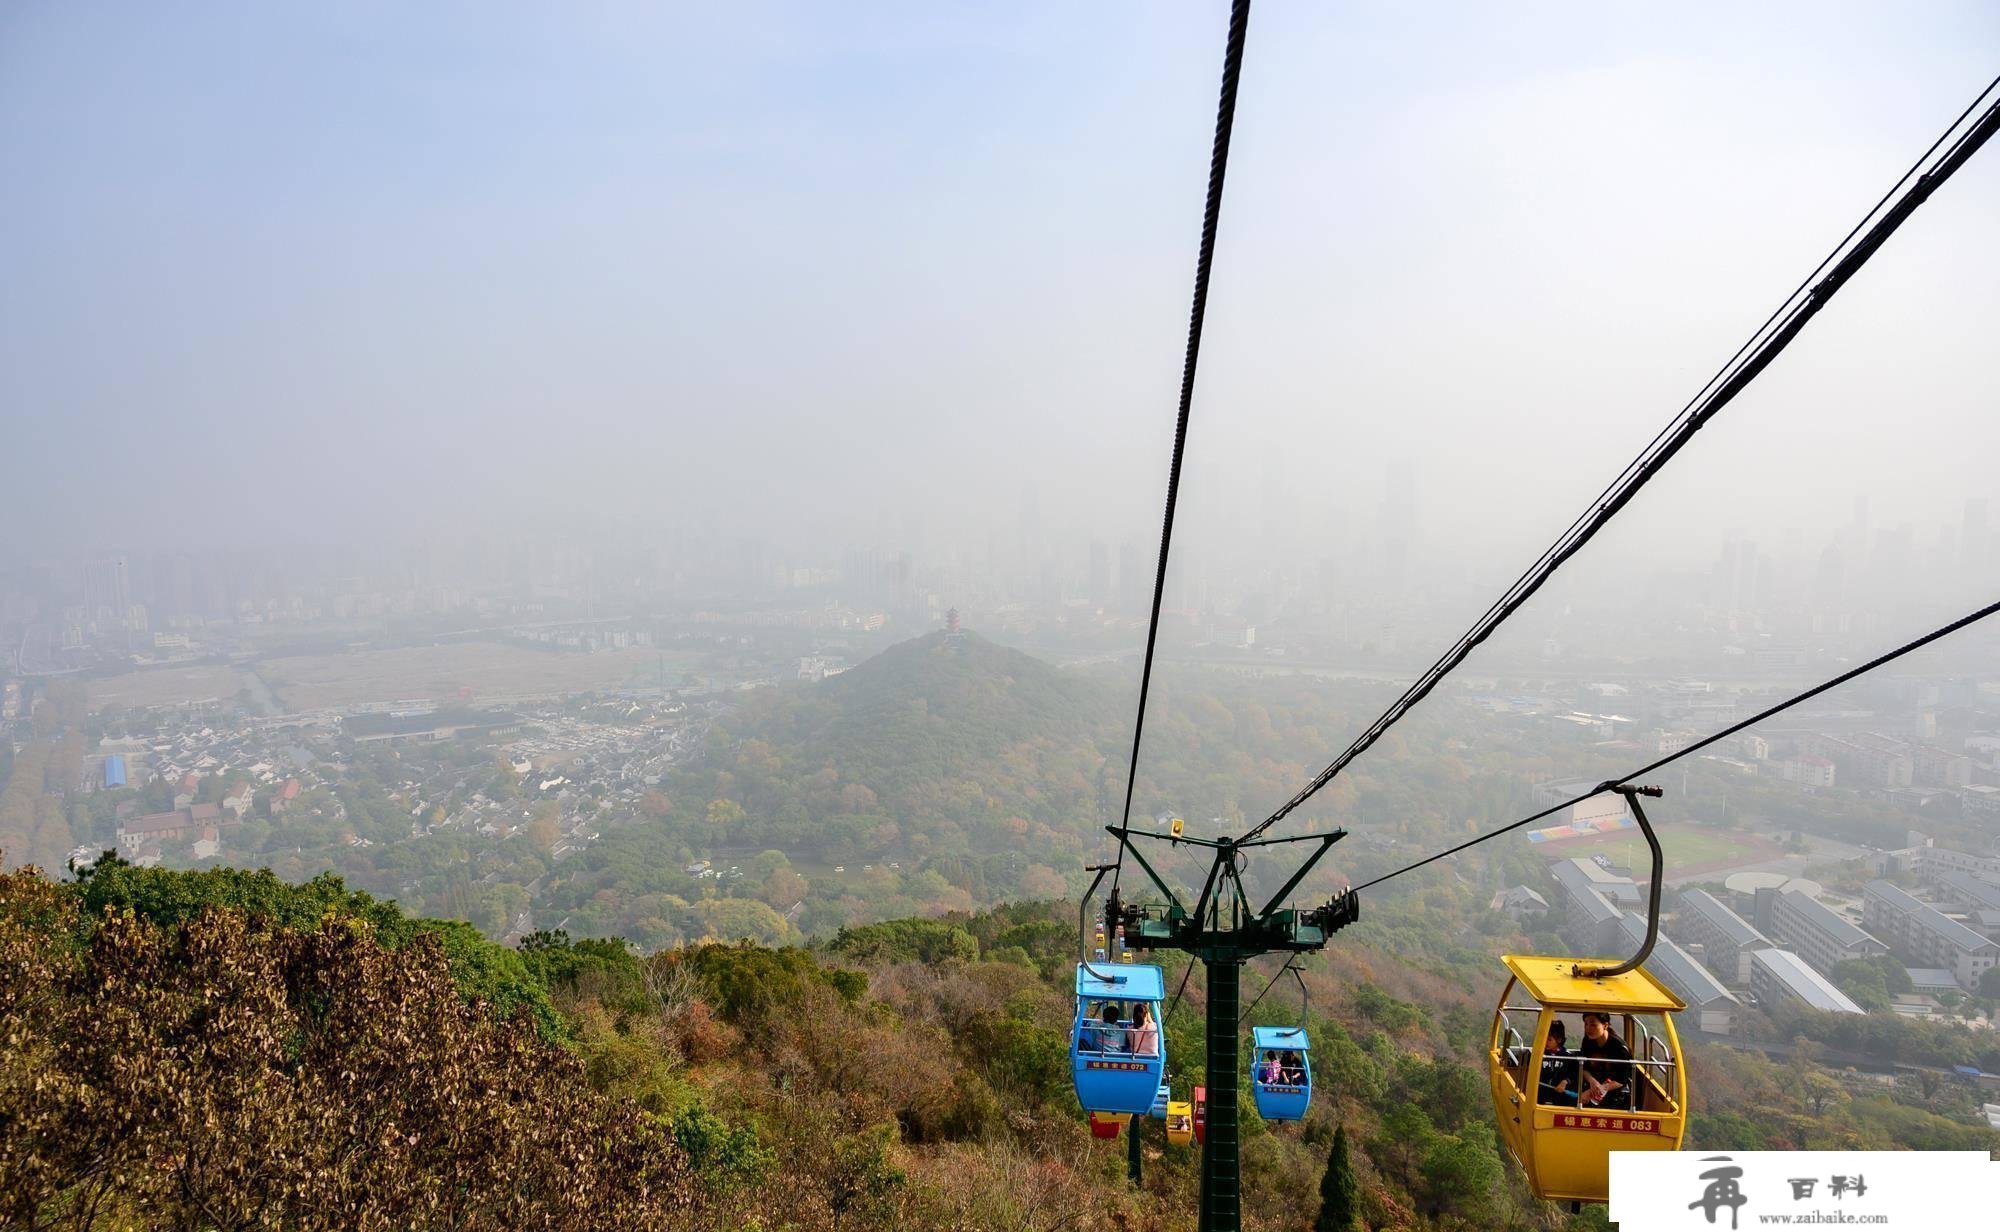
left=724, top=630, right=1121, bottom=833
left=10, top=857, right=1993, bottom=1231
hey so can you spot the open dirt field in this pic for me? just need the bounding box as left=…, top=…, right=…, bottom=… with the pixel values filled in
left=88, top=665, right=247, bottom=712
left=259, top=643, right=689, bottom=710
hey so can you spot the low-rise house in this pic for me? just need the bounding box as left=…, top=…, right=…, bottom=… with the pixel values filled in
left=1490, top=885, right=1549, bottom=920
left=221, top=783, right=253, bottom=820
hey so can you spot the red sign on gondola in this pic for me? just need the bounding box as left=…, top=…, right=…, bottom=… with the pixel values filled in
left=1554, top=1112, right=1661, bottom=1134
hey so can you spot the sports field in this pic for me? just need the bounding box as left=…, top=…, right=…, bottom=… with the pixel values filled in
left=1538, top=823, right=1779, bottom=878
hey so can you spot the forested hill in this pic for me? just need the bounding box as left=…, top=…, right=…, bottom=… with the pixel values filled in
left=541, top=633, right=1135, bottom=942
left=819, top=630, right=1112, bottom=752
left=12, top=858, right=1994, bottom=1231
left=539, top=632, right=1493, bottom=946
left=733, top=631, right=1121, bottom=830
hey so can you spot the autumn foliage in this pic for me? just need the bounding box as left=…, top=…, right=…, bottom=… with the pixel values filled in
left=0, top=863, right=692, bottom=1231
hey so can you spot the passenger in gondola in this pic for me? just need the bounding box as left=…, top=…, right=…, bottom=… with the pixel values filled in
left=1538, top=1019, right=1578, bottom=1105
left=1577, top=1011, right=1633, bottom=1109
left=1280, top=1052, right=1306, bottom=1086
left=1258, top=1050, right=1284, bottom=1083
left=1130, top=1001, right=1159, bottom=1057
left=1089, top=1002, right=1127, bottom=1053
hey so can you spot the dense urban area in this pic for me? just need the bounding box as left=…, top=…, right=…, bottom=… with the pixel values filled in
left=7, top=501, right=2000, bottom=1002
left=8, top=492, right=2000, bottom=1230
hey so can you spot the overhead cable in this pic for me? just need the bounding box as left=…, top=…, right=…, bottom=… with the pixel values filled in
left=1237, top=957, right=1299, bottom=1025
left=1166, top=957, right=1197, bottom=1019
left=1246, top=74, right=2000, bottom=842
left=1350, top=595, right=2000, bottom=893
left=1115, top=0, right=1255, bottom=893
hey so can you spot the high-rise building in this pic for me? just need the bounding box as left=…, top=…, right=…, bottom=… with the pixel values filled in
left=81, top=556, right=131, bottom=637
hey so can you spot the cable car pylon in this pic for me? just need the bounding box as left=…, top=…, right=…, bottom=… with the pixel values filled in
left=1100, top=823, right=1359, bottom=1232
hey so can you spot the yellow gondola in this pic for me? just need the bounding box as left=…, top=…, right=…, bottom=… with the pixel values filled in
left=1486, top=784, right=1686, bottom=1206
left=1487, top=954, right=1687, bottom=1204
left=1165, top=1100, right=1194, bottom=1147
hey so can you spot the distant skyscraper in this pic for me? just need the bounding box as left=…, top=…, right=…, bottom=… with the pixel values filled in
left=1710, top=538, right=1768, bottom=616
left=82, top=556, right=130, bottom=635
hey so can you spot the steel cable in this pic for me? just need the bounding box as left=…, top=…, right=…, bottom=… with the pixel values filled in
left=1114, top=0, right=1255, bottom=895
left=1247, top=74, right=2000, bottom=842
left=1350, top=596, right=2000, bottom=893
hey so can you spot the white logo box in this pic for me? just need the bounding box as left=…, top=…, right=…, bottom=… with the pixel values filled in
left=1609, top=1150, right=1997, bottom=1230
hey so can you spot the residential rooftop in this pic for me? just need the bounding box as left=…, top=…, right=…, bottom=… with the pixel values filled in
left=1679, top=888, right=1770, bottom=948
left=1866, top=880, right=1994, bottom=953
left=1779, top=887, right=1878, bottom=949
left=1753, top=948, right=1865, bottom=1014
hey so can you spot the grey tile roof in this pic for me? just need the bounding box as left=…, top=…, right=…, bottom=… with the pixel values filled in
left=1680, top=888, right=1770, bottom=948
left=1576, top=885, right=1624, bottom=925
left=1753, top=948, right=1864, bottom=1014
left=1620, top=913, right=1736, bottom=1008
left=1866, top=880, right=1998, bottom=954
left=1780, top=888, right=1880, bottom=949
left=1937, top=870, right=2000, bottom=912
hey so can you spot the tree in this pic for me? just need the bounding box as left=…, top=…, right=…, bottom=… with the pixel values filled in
left=1366, top=1101, right=1434, bottom=1188
left=0, top=866, right=694, bottom=1229
left=747, top=849, right=791, bottom=882
left=1316, top=1123, right=1358, bottom=1232
left=527, top=814, right=562, bottom=855
left=1418, top=1132, right=1501, bottom=1217
left=1018, top=864, right=1066, bottom=900
left=705, top=798, right=746, bottom=844
left=760, top=868, right=808, bottom=911
left=1802, top=1071, right=1848, bottom=1118
left=689, top=897, right=789, bottom=946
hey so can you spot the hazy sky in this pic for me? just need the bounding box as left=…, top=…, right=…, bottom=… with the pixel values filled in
left=5, top=2, right=1998, bottom=596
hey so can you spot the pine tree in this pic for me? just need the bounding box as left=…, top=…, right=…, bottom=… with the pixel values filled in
left=1316, top=1122, right=1358, bottom=1232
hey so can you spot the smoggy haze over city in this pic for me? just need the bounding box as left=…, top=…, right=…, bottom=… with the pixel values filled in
left=4, top=1, right=1997, bottom=628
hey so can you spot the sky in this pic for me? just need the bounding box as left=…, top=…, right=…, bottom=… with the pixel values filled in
left=4, top=1, right=1998, bottom=607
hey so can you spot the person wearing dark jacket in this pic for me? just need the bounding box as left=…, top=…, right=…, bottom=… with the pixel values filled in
left=1538, top=1019, right=1579, bottom=1105
left=1577, top=1012, right=1633, bottom=1109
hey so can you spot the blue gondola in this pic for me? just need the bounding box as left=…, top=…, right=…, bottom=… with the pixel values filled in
left=1249, top=1024, right=1312, bottom=1121
left=1071, top=962, right=1167, bottom=1115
